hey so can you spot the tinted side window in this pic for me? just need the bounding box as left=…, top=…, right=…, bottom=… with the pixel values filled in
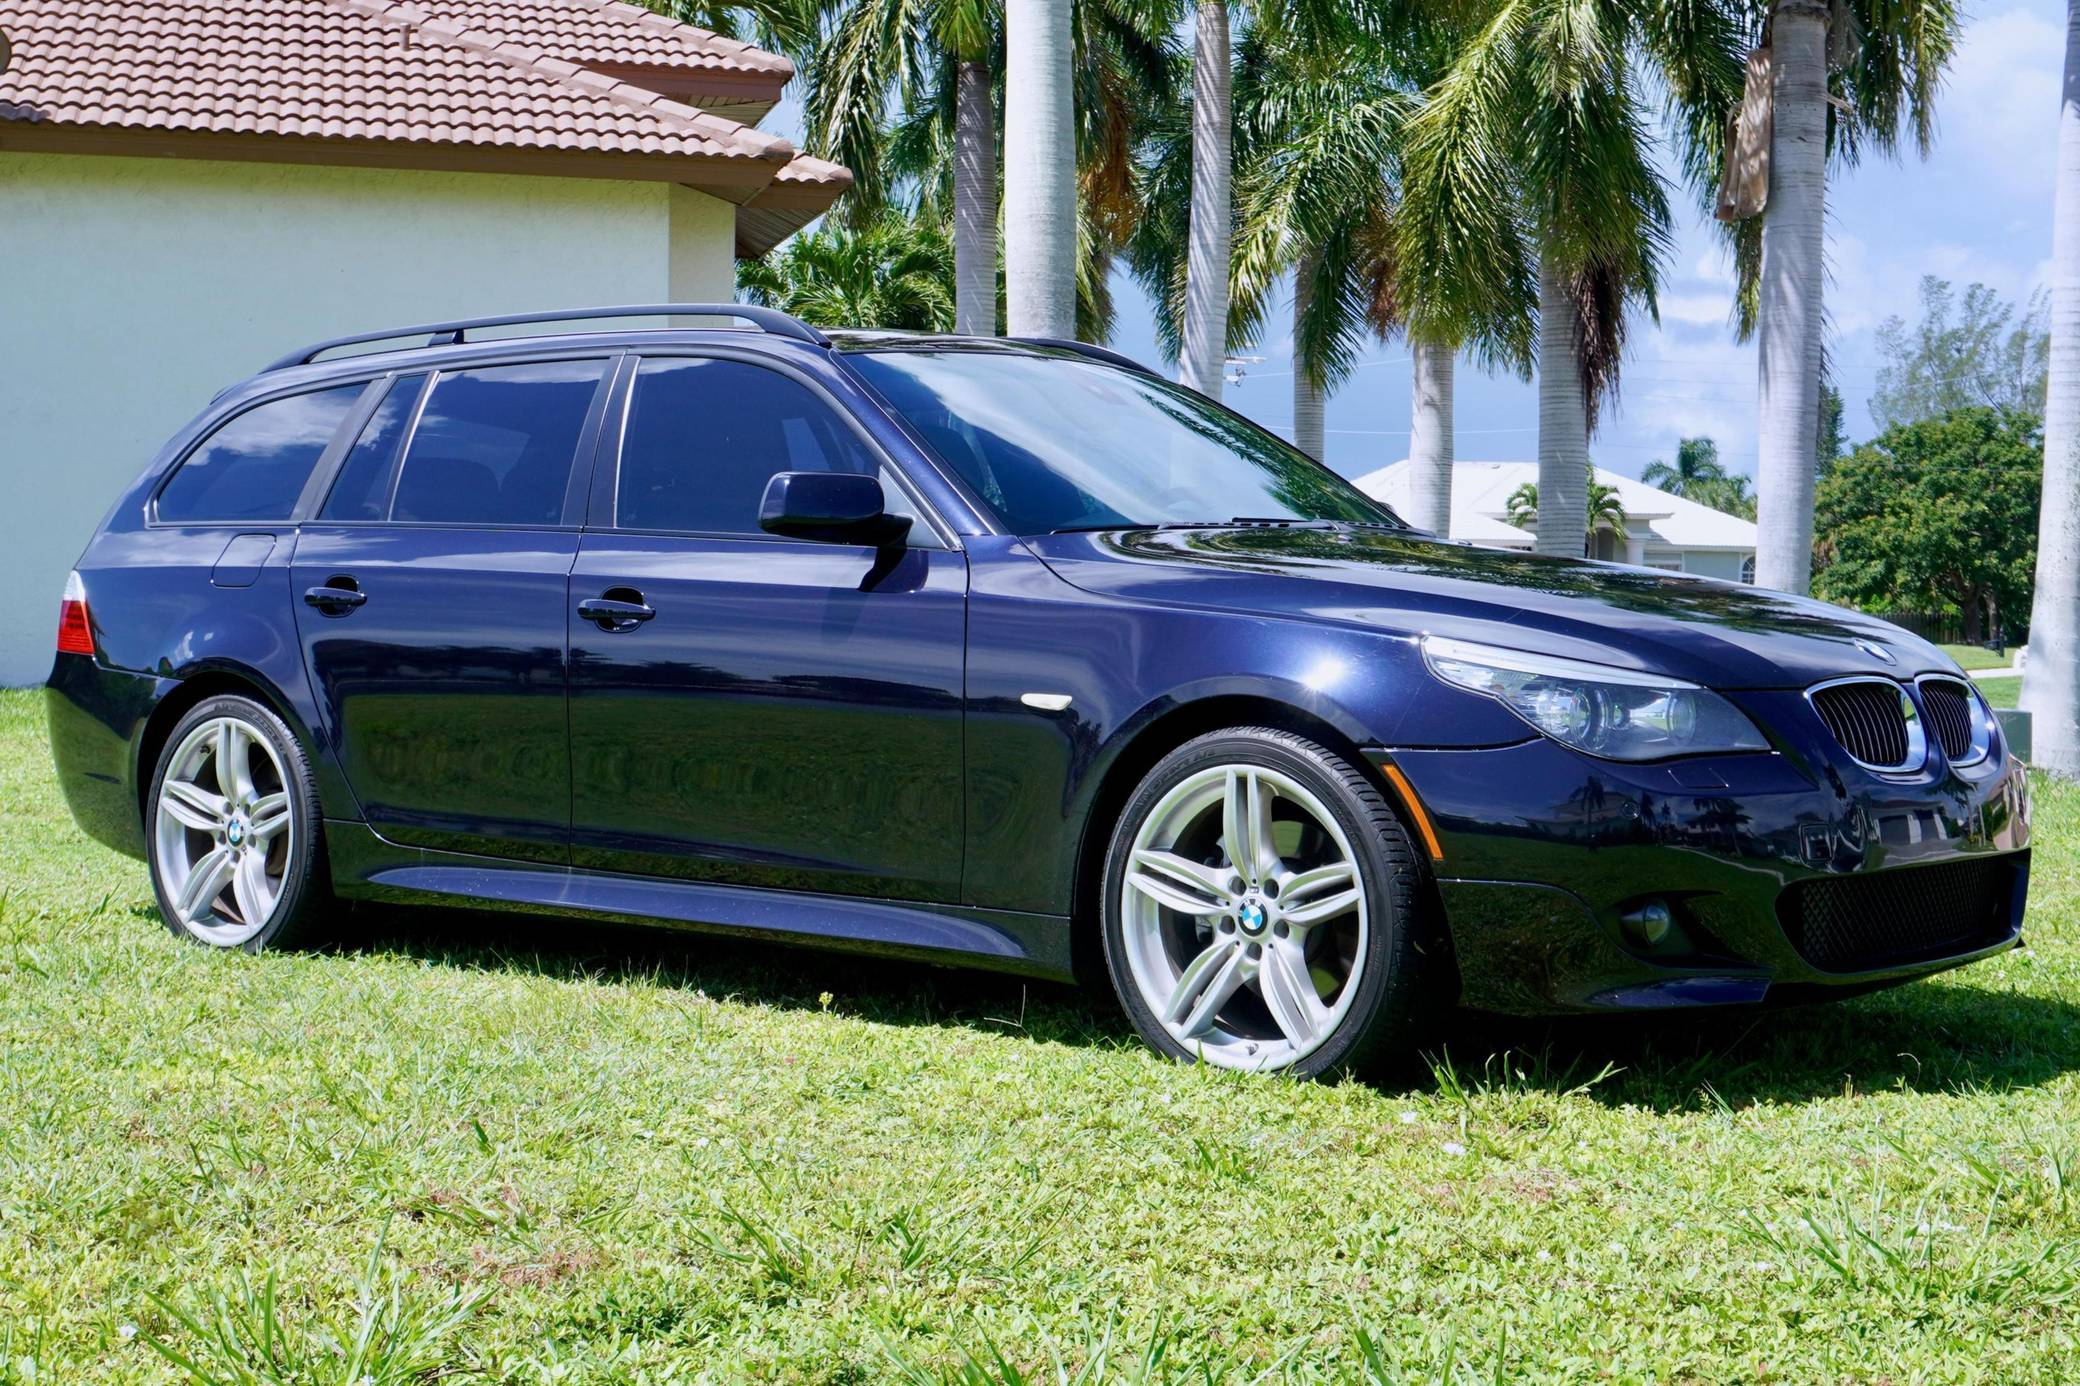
left=321, top=374, right=428, bottom=521
left=617, top=358, right=879, bottom=535
left=156, top=385, right=365, bottom=523
left=391, top=360, right=605, bottom=525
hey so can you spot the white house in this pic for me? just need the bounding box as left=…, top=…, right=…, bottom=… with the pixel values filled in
left=0, top=0, right=849, bottom=683
left=1354, top=461, right=1760, bottom=582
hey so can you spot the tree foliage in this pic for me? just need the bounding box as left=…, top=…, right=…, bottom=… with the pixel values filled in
left=1813, top=407, right=2043, bottom=642
left=1642, top=436, right=1754, bottom=518
left=1870, top=277, right=2052, bottom=430
left=737, top=213, right=955, bottom=330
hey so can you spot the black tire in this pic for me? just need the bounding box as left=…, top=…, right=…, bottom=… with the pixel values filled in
left=145, top=694, right=331, bottom=952
left=1099, top=727, right=1428, bottom=1080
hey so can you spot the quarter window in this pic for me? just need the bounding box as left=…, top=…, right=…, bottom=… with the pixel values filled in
left=390, top=360, right=606, bottom=526
left=156, top=385, right=366, bottom=523
left=616, top=358, right=880, bottom=535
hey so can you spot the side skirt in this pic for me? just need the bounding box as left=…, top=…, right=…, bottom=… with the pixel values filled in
left=324, top=820, right=1076, bottom=981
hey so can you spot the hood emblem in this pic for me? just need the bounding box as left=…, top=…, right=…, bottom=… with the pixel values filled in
left=1855, top=639, right=1897, bottom=665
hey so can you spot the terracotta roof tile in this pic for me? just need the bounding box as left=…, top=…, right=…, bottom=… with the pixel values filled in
left=0, top=0, right=798, bottom=166
left=415, top=0, right=793, bottom=80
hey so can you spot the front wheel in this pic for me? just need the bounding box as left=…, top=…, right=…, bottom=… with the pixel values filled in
left=1100, top=728, right=1428, bottom=1079
left=147, top=694, right=330, bottom=952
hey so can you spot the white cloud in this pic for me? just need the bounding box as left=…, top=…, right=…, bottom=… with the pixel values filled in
left=1940, top=6, right=2063, bottom=199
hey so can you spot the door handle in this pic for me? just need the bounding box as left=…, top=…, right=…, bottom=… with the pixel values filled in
left=303, top=580, right=366, bottom=614
left=578, top=589, right=654, bottom=632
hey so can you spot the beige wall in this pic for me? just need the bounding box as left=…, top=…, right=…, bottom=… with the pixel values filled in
left=0, top=151, right=736, bottom=683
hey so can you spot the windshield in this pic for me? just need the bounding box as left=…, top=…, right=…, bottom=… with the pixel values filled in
left=844, top=348, right=1406, bottom=535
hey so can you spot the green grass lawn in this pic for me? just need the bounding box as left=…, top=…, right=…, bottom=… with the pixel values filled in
left=1980, top=675, right=2025, bottom=711
left=4, top=687, right=2078, bottom=1382
left=1940, top=643, right=2017, bottom=672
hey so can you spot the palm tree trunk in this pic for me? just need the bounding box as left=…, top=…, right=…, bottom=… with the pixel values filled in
left=1535, top=256, right=1589, bottom=557
left=1178, top=0, right=1232, bottom=397
left=2023, top=0, right=2080, bottom=777
left=1004, top=0, right=1076, bottom=338
left=1291, top=254, right=1325, bottom=460
left=1753, top=0, right=1829, bottom=594
left=1408, top=338, right=1455, bottom=536
left=953, top=59, right=998, bottom=337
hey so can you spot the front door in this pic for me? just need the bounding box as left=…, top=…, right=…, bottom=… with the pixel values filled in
left=567, top=353, right=967, bottom=900
left=292, top=357, right=612, bottom=863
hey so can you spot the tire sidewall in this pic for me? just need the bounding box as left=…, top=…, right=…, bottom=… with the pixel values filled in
left=1100, top=730, right=1420, bottom=1080
left=146, top=694, right=324, bottom=953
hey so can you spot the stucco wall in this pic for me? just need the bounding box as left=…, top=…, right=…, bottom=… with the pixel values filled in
left=0, top=151, right=736, bottom=684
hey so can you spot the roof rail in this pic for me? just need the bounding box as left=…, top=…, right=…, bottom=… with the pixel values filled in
left=265, top=304, right=828, bottom=372
left=1008, top=337, right=1160, bottom=378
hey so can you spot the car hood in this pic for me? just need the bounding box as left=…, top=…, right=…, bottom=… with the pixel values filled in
left=1024, top=526, right=1953, bottom=691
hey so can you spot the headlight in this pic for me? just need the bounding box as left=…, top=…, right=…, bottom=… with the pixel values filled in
left=1421, top=636, right=1769, bottom=761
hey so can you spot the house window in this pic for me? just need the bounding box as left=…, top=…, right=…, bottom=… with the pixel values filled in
left=1740, top=555, right=1756, bottom=584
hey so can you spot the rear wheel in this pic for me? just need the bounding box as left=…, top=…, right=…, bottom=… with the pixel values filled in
left=147, top=695, right=329, bottom=951
left=1100, top=728, right=1427, bottom=1078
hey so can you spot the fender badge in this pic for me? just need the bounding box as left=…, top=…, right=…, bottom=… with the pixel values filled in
left=1020, top=693, right=1073, bottom=712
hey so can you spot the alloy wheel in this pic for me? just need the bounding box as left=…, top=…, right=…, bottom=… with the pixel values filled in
left=154, top=716, right=294, bottom=947
left=1118, top=763, right=1368, bottom=1071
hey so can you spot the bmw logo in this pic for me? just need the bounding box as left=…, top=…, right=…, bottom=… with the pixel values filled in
left=1239, top=901, right=1267, bottom=933
left=226, top=820, right=245, bottom=847
left=1855, top=639, right=1897, bottom=665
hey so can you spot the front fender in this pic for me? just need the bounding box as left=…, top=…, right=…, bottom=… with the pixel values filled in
left=960, top=538, right=1523, bottom=914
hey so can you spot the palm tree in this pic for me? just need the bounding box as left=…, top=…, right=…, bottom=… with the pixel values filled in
left=1642, top=436, right=1728, bottom=495
left=2024, top=0, right=2080, bottom=778
left=1178, top=0, right=1232, bottom=397
left=799, top=0, right=995, bottom=332
left=1505, top=470, right=1630, bottom=545
left=1396, top=0, right=1743, bottom=560
left=1218, top=13, right=1420, bottom=464
left=1005, top=0, right=1078, bottom=337
left=737, top=214, right=956, bottom=329
left=1747, top=0, right=1963, bottom=594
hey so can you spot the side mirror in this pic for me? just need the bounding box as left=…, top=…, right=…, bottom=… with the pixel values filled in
left=759, top=471, right=912, bottom=547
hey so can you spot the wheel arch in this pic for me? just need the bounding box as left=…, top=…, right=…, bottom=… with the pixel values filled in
left=1067, top=691, right=1454, bottom=992
left=133, top=664, right=333, bottom=831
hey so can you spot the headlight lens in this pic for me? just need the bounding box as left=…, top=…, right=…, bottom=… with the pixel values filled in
left=1421, top=636, right=1769, bottom=761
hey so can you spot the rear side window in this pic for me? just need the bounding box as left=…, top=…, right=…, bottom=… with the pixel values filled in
left=616, top=357, right=880, bottom=535
left=156, top=385, right=365, bottom=523
left=321, top=374, right=428, bottom=521
left=390, top=360, right=606, bottom=525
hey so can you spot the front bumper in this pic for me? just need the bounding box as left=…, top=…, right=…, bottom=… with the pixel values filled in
left=1381, top=693, right=2031, bottom=1015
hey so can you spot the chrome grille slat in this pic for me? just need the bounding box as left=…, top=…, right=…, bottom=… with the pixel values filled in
left=1809, top=678, right=1917, bottom=770
left=1920, top=678, right=1976, bottom=762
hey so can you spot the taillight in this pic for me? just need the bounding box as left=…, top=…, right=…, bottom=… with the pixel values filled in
left=56, top=571, right=95, bottom=656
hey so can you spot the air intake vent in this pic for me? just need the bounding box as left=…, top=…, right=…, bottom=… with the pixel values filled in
left=1920, top=678, right=1979, bottom=763
left=1809, top=679, right=1920, bottom=770
left=1777, top=857, right=2016, bottom=972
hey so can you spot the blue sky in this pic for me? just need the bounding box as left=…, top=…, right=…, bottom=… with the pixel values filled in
left=776, top=0, right=2063, bottom=484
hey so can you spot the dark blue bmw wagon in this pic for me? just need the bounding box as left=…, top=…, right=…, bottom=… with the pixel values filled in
left=48, top=304, right=2032, bottom=1077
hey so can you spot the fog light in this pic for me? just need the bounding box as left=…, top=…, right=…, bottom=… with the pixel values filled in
left=1621, top=899, right=1674, bottom=949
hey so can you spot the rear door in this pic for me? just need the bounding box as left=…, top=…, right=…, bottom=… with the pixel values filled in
left=292, top=355, right=614, bottom=864
left=566, top=352, right=968, bottom=901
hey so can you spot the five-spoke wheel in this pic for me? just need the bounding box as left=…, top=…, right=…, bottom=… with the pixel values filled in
left=1101, top=728, right=1427, bottom=1078
left=147, top=696, right=327, bottom=951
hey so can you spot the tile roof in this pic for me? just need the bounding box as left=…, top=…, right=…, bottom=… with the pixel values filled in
left=412, top=0, right=792, bottom=79
left=0, top=0, right=846, bottom=240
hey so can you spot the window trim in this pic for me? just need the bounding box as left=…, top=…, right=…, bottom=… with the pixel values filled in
left=147, top=377, right=383, bottom=529
left=597, top=347, right=958, bottom=551
left=308, top=352, right=619, bottom=532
